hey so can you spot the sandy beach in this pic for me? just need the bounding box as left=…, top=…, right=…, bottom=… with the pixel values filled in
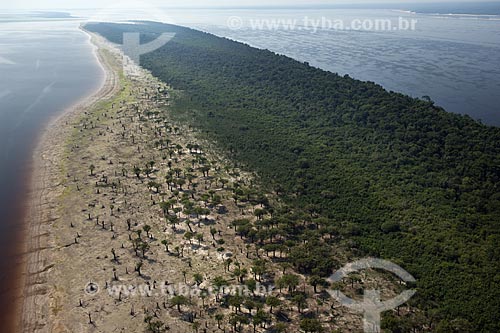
left=20, top=31, right=120, bottom=332
left=17, top=26, right=380, bottom=333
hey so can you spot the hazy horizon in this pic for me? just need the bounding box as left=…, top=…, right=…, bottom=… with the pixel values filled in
left=0, top=1, right=499, bottom=331
left=2, top=0, right=500, bottom=10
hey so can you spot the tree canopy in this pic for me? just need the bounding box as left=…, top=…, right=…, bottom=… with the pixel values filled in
left=85, top=21, right=500, bottom=331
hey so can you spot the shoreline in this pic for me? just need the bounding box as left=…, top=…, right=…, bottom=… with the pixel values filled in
left=19, top=29, right=120, bottom=332
left=16, top=22, right=367, bottom=332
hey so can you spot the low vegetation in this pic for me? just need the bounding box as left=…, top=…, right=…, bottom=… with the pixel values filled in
left=83, top=22, right=500, bottom=332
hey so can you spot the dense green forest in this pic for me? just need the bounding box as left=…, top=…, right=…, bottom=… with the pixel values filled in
left=85, top=22, right=500, bottom=331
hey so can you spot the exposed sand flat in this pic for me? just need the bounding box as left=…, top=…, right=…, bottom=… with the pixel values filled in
left=19, top=27, right=401, bottom=333
left=19, top=31, right=271, bottom=333
left=20, top=31, right=120, bottom=332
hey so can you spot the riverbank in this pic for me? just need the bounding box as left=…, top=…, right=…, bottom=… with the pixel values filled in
left=18, top=24, right=382, bottom=332
left=15, top=25, right=319, bottom=332
left=20, top=31, right=120, bottom=332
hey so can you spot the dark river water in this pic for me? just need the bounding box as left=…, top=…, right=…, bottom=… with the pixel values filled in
left=185, top=9, right=500, bottom=126
left=0, top=15, right=103, bottom=330
left=0, top=4, right=499, bottom=330
left=74, top=7, right=500, bottom=125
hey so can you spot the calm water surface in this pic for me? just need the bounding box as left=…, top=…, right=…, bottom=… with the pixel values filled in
left=188, top=9, right=500, bottom=126
left=75, top=7, right=500, bottom=126
left=76, top=7, right=500, bottom=125
left=0, top=5, right=499, bottom=330
left=0, top=14, right=103, bottom=329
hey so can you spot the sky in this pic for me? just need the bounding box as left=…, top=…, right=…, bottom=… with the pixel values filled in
left=2, top=0, right=499, bottom=10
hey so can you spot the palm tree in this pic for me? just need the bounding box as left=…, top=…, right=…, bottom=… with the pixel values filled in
left=148, top=181, right=161, bottom=193
left=161, top=239, right=169, bottom=252
left=228, top=295, right=244, bottom=313
left=299, top=318, right=324, bottom=333
left=277, top=274, right=300, bottom=293
left=349, top=273, right=362, bottom=288
left=160, top=201, right=170, bottom=216
left=214, top=313, right=224, bottom=329
left=225, top=258, right=233, bottom=272
left=193, top=273, right=203, bottom=286
left=173, top=167, right=182, bottom=177
left=170, top=295, right=189, bottom=312
left=133, top=166, right=141, bottom=179
left=265, top=296, right=281, bottom=314
left=245, top=279, right=257, bottom=296
left=229, top=313, right=249, bottom=332
left=200, top=288, right=208, bottom=307
left=212, top=276, right=228, bottom=302
left=200, top=166, right=210, bottom=177
left=89, top=164, right=95, bottom=176
left=309, top=275, right=327, bottom=293
left=143, top=225, right=152, bottom=238
left=144, top=315, right=166, bottom=333
left=195, top=233, right=204, bottom=245
left=232, top=266, right=248, bottom=283
left=177, top=178, right=186, bottom=190
left=135, top=262, right=143, bottom=276
left=210, top=227, right=218, bottom=241
left=186, top=173, right=195, bottom=184
left=168, top=215, right=179, bottom=230
left=254, top=208, right=266, bottom=220
left=140, top=242, right=150, bottom=257
left=292, top=293, right=307, bottom=313
left=173, top=207, right=182, bottom=217
left=252, top=310, right=269, bottom=333
left=251, top=260, right=267, bottom=281
left=244, top=298, right=255, bottom=314
left=184, top=231, right=194, bottom=244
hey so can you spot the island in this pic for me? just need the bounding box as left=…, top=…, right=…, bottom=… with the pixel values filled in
left=21, top=21, right=500, bottom=333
